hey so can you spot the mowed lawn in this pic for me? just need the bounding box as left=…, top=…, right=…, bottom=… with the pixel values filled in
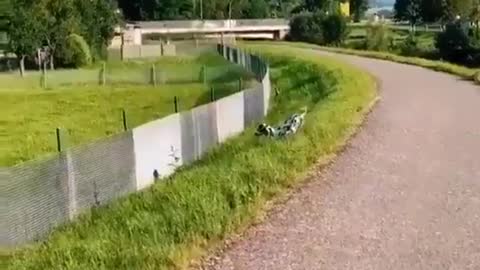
left=0, top=53, right=251, bottom=166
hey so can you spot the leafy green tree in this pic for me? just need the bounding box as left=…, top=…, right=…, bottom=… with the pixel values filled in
left=74, top=0, right=120, bottom=60
left=394, top=0, right=421, bottom=31
left=153, top=0, right=194, bottom=20
left=269, top=0, right=302, bottom=18
left=63, top=34, right=92, bottom=67
left=291, top=0, right=331, bottom=13
left=0, top=0, right=11, bottom=31
left=406, top=0, right=421, bottom=31
left=39, top=0, right=79, bottom=70
left=244, top=0, right=271, bottom=18
left=322, top=13, right=349, bottom=44
left=471, top=3, right=480, bottom=38
left=419, top=0, right=443, bottom=22
left=350, top=0, right=369, bottom=22
left=117, top=0, right=305, bottom=20
left=448, top=0, right=475, bottom=19
left=7, top=0, right=43, bottom=76
left=288, top=12, right=326, bottom=44
left=117, top=0, right=142, bottom=20
left=118, top=0, right=194, bottom=20
left=435, top=22, right=476, bottom=63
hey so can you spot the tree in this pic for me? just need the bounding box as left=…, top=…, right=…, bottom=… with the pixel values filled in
left=435, top=22, right=475, bottom=63
left=394, top=0, right=421, bottom=30
left=288, top=12, right=325, bottom=44
left=7, top=0, right=43, bottom=76
left=471, top=3, right=480, bottom=39
left=118, top=0, right=194, bottom=20
left=244, top=0, right=270, bottom=18
left=74, top=0, right=120, bottom=60
left=0, top=0, right=11, bottom=31
left=269, top=0, right=302, bottom=18
left=448, top=0, right=475, bottom=19
left=440, top=0, right=454, bottom=23
left=38, top=0, right=79, bottom=70
left=63, top=34, right=92, bottom=67
left=117, top=0, right=141, bottom=20
left=406, top=0, right=421, bottom=32
left=322, top=13, right=349, bottom=44
left=292, top=0, right=332, bottom=13
left=419, top=0, right=443, bottom=23
left=394, top=0, right=408, bottom=21
left=350, top=0, right=369, bottom=22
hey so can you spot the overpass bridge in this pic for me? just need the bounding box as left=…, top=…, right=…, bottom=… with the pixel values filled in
left=122, top=19, right=290, bottom=45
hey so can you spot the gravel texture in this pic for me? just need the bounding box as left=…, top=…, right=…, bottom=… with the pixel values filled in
left=199, top=51, right=480, bottom=270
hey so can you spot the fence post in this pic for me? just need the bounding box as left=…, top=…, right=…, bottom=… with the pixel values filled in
left=238, top=78, right=243, bottom=91
left=41, top=62, right=47, bottom=89
left=122, top=109, right=128, bottom=131
left=37, top=49, right=41, bottom=71
left=201, top=65, right=207, bottom=85
left=151, top=63, right=157, bottom=86
left=56, top=128, right=63, bottom=152
left=210, top=87, right=215, bottom=102
left=174, top=96, right=178, bottom=113
left=100, top=62, right=106, bottom=86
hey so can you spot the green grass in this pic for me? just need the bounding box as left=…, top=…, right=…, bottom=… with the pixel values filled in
left=346, top=26, right=436, bottom=51
left=274, top=41, right=479, bottom=84
left=0, top=53, right=252, bottom=166
left=4, top=44, right=377, bottom=269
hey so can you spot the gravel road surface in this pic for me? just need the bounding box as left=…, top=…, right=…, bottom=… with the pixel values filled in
left=201, top=50, right=480, bottom=270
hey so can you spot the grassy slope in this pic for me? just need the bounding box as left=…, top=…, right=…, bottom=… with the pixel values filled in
left=346, top=27, right=436, bottom=53
left=5, top=44, right=377, bottom=269
left=0, top=54, right=251, bottom=166
left=272, top=41, right=479, bottom=83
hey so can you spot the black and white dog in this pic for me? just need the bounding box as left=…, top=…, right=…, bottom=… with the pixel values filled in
left=255, top=108, right=307, bottom=138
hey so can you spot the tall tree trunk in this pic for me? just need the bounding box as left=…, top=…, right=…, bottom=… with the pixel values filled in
left=49, top=53, right=54, bottom=70
left=476, top=20, right=479, bottom=39
left=37, top=49, right=42, bottom=71
left=19, top=55, right=25, bottom=77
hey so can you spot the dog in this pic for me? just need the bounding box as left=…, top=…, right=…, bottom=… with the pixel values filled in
left=255, top=107, right=307, bottom=138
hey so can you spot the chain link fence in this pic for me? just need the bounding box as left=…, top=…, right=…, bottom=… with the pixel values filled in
left=0, top=44, right=271, bottom=248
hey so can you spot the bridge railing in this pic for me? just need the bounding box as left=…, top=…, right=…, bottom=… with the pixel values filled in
left=132, top=19, right=289, bottom=30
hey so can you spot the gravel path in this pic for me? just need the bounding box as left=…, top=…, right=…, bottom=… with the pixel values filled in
left=200, top=50, right=480, bottom=270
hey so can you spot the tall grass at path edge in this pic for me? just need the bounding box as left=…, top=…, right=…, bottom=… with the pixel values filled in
left=5, top=44, right=377, bottom=269
left=263, top=41, right=480, bottom=84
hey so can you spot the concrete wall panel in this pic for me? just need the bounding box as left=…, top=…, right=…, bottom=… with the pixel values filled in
left=192, top=103, right=218, bottom=159
left=243, top=86, right=265, bottom=127
left=180, top=111, right=196, bottom=165
left=216, top=91, right=245, bottom=143
left=133, top=114, right=182, bottom=190
left=262, top=68, right=271, bottom=116
left=140, top=45, right=162, bottom=58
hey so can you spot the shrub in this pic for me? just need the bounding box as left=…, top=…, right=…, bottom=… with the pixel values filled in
left=321, top=13, right=349, bottom=46
left=399, top=33, right=420, bottom=56
left=288, top=12, right=325, bottom=45
left=435, top=22, right=479, bottom=66
left=364, top=23, right=393, bottom=52
left=61, top=34, right=92, bottom=67
left=475, top=71, right=480, bottom=83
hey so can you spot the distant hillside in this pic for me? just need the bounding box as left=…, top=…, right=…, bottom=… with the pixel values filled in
left=369, top=0, right=395, bottom=8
